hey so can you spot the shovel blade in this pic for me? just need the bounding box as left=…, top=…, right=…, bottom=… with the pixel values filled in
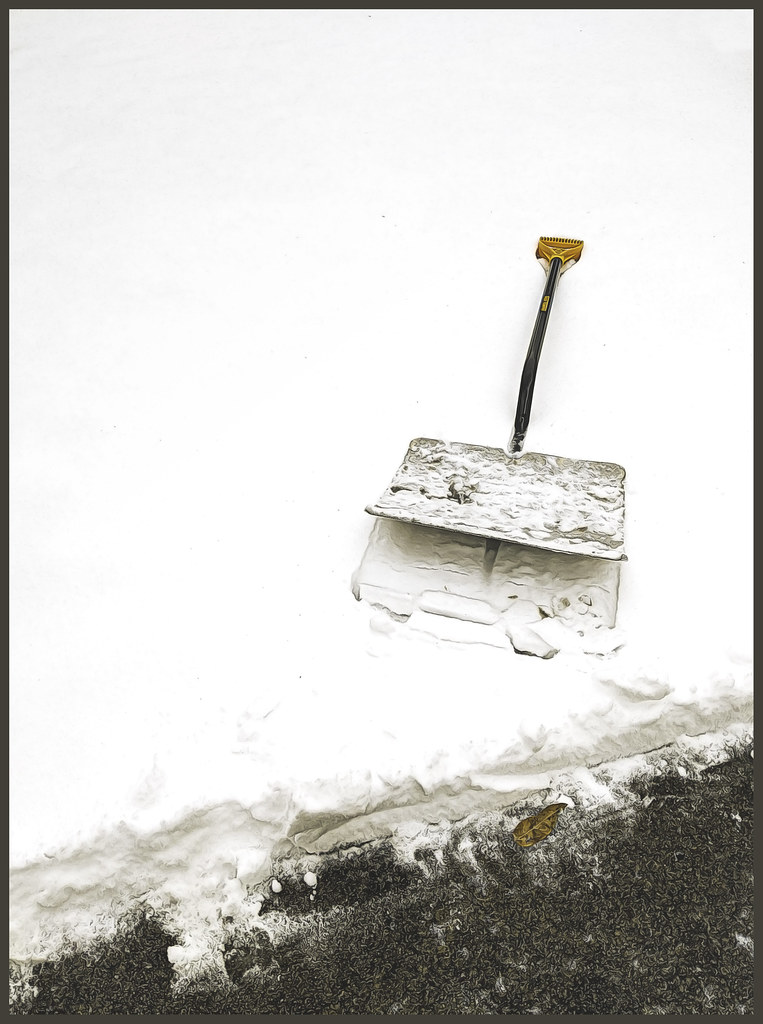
left=366, top=437, right=626, bottom=562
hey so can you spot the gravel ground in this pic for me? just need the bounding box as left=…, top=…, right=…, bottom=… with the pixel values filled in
left=10, top=741, right=753, bottom=1015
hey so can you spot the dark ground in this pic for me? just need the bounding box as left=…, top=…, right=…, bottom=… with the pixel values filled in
left=10, top=741, right=753, bottom=1015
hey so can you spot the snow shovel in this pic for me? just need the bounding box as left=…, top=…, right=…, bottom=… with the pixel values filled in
left=365, top=237, right=626, bottom=564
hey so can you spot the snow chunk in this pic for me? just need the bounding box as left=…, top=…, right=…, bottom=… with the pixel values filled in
left=505, top=622, right=559, bottom=659
left=594, top=664, right=672, bottom=702
left=418, top=590, right=499, bottom=624
left=236, top=847, right=270, bottom=887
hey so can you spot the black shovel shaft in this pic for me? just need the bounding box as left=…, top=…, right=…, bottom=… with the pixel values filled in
left=509, top=256, right=563, bottom=454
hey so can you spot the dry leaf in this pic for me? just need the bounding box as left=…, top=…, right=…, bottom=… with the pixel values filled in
left=512, top=802, right=567, bottom=848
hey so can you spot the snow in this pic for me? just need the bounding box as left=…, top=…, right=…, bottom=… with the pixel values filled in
left=10, top=10, right=752, bottom=969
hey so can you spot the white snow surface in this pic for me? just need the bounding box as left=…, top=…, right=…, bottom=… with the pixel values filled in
left=10, top=10, right=752, bottom=966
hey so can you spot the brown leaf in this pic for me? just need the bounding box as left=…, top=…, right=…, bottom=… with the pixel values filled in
left=512, top=802, right=567, bottom=848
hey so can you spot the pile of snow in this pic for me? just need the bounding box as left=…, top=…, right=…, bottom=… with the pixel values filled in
left=10, top=9, right=751, bottom=973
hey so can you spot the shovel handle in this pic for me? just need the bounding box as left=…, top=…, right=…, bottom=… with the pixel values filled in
left=508, top=256, right=563, bottom=454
